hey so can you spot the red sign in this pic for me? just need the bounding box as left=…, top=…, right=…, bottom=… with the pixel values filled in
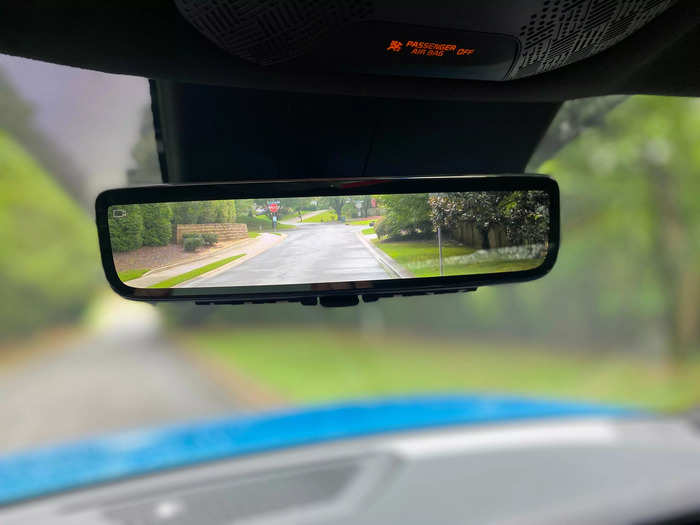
left=268, top=203, right=279, bottom=213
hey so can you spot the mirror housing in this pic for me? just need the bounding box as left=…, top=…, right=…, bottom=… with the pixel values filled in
left=95, top=176, right=559, bottom=306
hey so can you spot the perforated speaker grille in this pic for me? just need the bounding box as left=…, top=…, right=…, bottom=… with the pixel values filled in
left=510, top=0, right=676, bottom=79
left=175, top=0, right=676, bottom=80
left=175, top=0, right=374, bottom=65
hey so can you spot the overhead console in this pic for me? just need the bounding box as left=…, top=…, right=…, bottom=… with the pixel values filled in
left=174, top=0, right=676, bottom=81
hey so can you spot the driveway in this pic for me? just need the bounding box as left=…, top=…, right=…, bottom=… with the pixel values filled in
left=182, top=223, right=391, bottom=287
left=0, top=297, right=238, bottom=454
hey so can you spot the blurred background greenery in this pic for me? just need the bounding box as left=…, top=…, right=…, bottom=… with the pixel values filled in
left=0, top=57, right=698, bottom=438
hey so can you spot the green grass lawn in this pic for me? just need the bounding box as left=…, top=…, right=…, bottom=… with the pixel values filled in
left=187, top=327, right=700, bottom=411
left=372, top=239, right=476, bottom=277
left=372, top=239, right=542, bottom=277
left=149, top=254, right=245, bottom=288
left=248, top=232, right=260, bottom=238
left=117, top=268, right=149, bottom=282
left=238, top=215, right=295, bottom=231
left=347, top=219, right=375, bottom=226
left=303, top=210, right=337, bottom=223
left=361, top=227, right=375, bottom=235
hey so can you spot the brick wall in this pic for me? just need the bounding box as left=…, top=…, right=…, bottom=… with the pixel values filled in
left=176, top=223, right=248, bottom=244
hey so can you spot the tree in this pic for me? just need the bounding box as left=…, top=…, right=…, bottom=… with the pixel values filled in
left=527, top=96, right=628, bottom=171
left=0, top=131, right=99, bottom=339
left=127, top=106, right=161, bottom=186
left=108, top=204, right=144, bottom=252
left=377, top=194, right=432, bottom=240
left=141, top=203, right=173, bottom=246
left=0, top=68, right=89, bottom=208
left=543, top=96, right=700, bottom=360
left=320, top=197, right=346, bottom=220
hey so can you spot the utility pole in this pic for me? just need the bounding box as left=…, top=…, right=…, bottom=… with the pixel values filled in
left=438, top=226, right=444, bottom=276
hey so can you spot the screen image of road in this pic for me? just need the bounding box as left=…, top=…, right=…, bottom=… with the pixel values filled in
left=108, top=191, right=550, bottom=289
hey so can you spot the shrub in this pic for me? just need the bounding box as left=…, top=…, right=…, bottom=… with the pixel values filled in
left=141, top=202, right=172, bottom=246
left=202, top=233, right=218, bottom=246
left=183, top=235, right=204, bottom=252
left=108, top=204, right=144, bottom=252
left=373, top=216, right=394, bottom=240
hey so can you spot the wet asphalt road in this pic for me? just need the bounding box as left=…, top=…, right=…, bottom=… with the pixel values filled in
left=183, top=223, right=390, bottom=287
left=0, top=299, right=236, bottom=453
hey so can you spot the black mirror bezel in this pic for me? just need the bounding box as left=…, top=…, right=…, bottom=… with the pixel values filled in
left=95, top=175, right=559, bottom=304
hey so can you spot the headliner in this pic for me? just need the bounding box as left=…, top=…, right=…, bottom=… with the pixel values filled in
left=1, top=0, right=699, bottom=102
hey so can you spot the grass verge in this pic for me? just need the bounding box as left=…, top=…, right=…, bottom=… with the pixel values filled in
left=149, top=255, right=245, bottom=288
left=372, top=240, right=475, bottom=277
left=361, top=227, right=375, bottom=235
left=187, top=327, right=700, bottom=411
left=303, top=210, right=337, bottom=223
left=372, top=239, right=541, bottom=277
left=117, top=268, right=149, bottom=282
left=347, top=219, right=376, bottom=226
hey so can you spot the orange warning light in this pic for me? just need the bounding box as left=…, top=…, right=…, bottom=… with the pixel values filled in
left=387, top=40, right=403, bottom=52
left=384, top=38, right=477, bottom=59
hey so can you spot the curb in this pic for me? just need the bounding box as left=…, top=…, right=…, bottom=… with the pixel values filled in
left=139, top=237, right=254, bottom=277
left=355, top=232, right=415, bottom=279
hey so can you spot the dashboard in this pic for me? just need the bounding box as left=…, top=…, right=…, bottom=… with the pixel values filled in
left=2, top=417, right=700, bottom=524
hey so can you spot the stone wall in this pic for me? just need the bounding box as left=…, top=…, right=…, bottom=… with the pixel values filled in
left=176, top=223, right=248, bottom=244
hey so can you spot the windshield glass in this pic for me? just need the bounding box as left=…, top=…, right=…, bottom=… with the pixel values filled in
left=1, top=54, right=698, bottom=468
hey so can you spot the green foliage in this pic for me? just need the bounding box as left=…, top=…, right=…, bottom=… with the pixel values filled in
left=341, top=202, right=359, bottom=219
left=202, top=233, right=218, bottom=246
left=183, top=235, right=204, bottom=252
left=429, top=191, right=549, bottom=247
left=378, top=194, right=432, bottom=240
left=140, top=203, right=172, bottom=246
left=171, top=200, right=236, bottom=226
left=536, top=96, right=700, bottom=355
left=319, top=197, right=345, bottom=219
left=108, top=204, right=144, bottom=252
left=0, top=131, right=99, bottom=339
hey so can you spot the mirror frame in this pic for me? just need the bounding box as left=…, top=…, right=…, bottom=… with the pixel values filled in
left=95, top=175, right=559, bottom=305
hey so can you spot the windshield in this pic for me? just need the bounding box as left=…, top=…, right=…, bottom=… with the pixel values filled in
left=1, top=55, right=698, bottom=467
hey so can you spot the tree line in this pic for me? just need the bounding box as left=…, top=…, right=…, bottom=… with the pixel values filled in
left=375, top=191, right=549, bottom=249
left=109, top=200, right=236, bottom=252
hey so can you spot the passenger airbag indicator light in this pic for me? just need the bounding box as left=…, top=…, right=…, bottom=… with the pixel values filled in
left=386, top=39, right=475, bottom=58
left=288, top=22, right=518, bottom=81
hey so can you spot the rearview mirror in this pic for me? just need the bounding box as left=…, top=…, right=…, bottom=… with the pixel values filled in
left=96, top=176, right=559, bottom=306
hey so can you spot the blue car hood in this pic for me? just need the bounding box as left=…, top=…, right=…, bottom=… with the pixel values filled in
left=0, top=394, right=635, bottom=505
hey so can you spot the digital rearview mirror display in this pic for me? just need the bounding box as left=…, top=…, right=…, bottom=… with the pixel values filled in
left=95, top=176, right=559, bottom=304
left=106, top=190, right=550, bottom=289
